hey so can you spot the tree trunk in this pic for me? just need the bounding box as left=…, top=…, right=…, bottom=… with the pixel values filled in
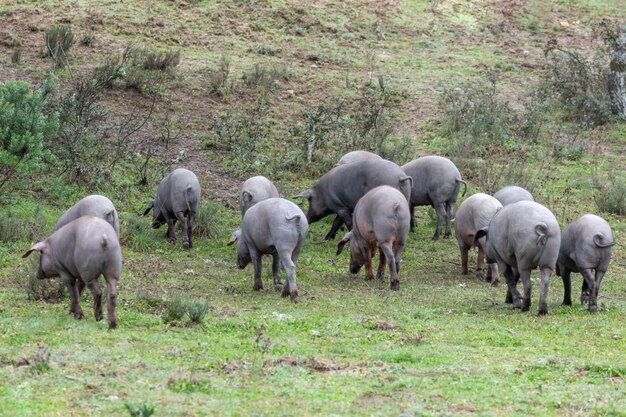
left=608, top=24, right=626, bottom=117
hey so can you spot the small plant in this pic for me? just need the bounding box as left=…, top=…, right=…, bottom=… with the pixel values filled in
left=140, top=49, right=180, bottom=71
left=29, top=345, right=51, bottom=374
left=242, top=63, right=291, bottom=93
left=167, top=374, right=211, bottom=393
left=80, top=34, right=96, bottom=47
left=193, top=202, right=222, bottom=239
left=15, top=258, right=65, bottom=303
left=124, top=402, right=155, bottom=417
left=162, top=295, right=186, bottom=323
left=44, top=24, right=74, bottom=68
left=593, top=168, right=626, bottom=215
left=185, top=299, right=209, bottom=324
left=207, top=54, right=233, bottom=98
left=10, top=47, right=21, bottom=63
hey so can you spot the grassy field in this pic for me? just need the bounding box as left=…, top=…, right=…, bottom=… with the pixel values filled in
left=1, top=0, right=626, bottom=416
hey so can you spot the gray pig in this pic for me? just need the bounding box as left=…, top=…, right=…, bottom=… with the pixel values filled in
left=55, top=194, right=120, bottom=236
left=240, top=175, right=279, bottom=216
left=22, top=216, right=122, bottom=329
left=475, top=201, right=561, bottom=315
left=335, top=150, right=382, bottom=167
left=228, top=198, right=308, bottom=302
left=401, top=156, right=466, bottom=240
left=144, top=168, right=200, bottom=249
left=296, top=159, right=412, bottom=240
left=493, top=185, right=534, bottom=206
left=336, top=186, right=410, bottom=290
left=556, top=214, right=615, bottom=313
left=453, top=193, right=502, bottom=285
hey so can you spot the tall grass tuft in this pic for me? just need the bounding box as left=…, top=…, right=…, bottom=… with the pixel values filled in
left=44, top=25, right=74, bottom=68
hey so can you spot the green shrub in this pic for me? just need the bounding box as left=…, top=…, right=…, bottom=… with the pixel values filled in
left=10, top=47, right=21, bottom=64
left=162, top=295, right=186, bottom=323
left=594, top=168, right=626, bottom=215
left=242, top=63, right=291, bottom=93
left=543, top=43, right=613, bottom=128
left=124, top=402, right=155, bottom=417
left=207, top=54, right=233, bottom=98
left=193, top=202, right=223, bottom=239
left=0, top=78, right=59, bottom=191
left=44, top=25, right=74, bottom=68
left=80, top=34, right=95, bottom=47
left=185, top=299, right=209, bottom=324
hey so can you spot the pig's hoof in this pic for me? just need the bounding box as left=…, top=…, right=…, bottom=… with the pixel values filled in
left=95, top=312, right=103, bottom=322
left=580, top=293, right=590, bottom=304
left=74, top=311, right=84, bottom=320
left=324, top=233, right=336, bottom=241
left=562, top=300, right=572, bottom=306
left=431, top=235, right=440, bottom=241
left=490, top=279, right=499, bottom=287
left=253, top=284, right=263, bottom=291
left=376, top=270, right=385, bottom=281
left=364, top=274, right=374, bottom=281
left=182, top=241, right=190, bottom=250
left=274, top=283, right=284, bottom=292
left=588, top=305, right=597, bottom=313
left=473, top=268, right=482, bottom=278
left=538, top=307, right=548, bottom=316
left=390, top=281, right=399, bottom=291
left=513, top=300, right=522, bottom=309
left=289, top=291, right=299, bottom=303
left=108, top=321, right=118, bottom=330
left=167, top=237, right=176, bottom=244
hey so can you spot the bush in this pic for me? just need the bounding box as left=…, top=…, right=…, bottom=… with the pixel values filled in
left=44, top=25, right=74, bottom=68
left=207, top=55, right=233, bottom=98
left=0, top=204, right=47, bottom=244
left=242, top=63, right=291, bottom=93
left=14, top=259, right=65, bottom=303
left=186, top=300, right=209, bottom=324
left=543, top=42, right=613, bottom=128
left=11, top=47, right=21, bottom=64
left=594, top=168, right=626, bottom=215
left=124, top=403, right=155, bottom=417
left=162, top=295, right=186, bottom=323
left=193, top=202, right=223, bottom=239
left=0, top=78, right=59, bottom=191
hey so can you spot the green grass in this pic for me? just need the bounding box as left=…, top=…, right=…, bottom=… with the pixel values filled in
left=1, top=0, right=625, bottom=415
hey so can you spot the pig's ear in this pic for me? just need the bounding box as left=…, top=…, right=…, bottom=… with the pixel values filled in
left=241, top=190, right=253, bottom=202
left=293, top=189, right=313, bottom=199
left=22, top=242, right=46, bottom=258
left=336, top=231, right=352, bottom=256
left=473, top=228, right=488, bottom=248
left=227, top=229, right=241, bottom=246
left=142, top=200, right=154, bottom=216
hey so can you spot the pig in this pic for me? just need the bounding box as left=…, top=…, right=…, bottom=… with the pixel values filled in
left=295, top=159, right=412, bottom=241
left=493, top=185, right=534, bottom=206
left=474, top=201, right=561, bottom=315
left=144, top=168, right=200, bottom=249
left=228, top=198, right=308, bottom=302
left=239, top=176, right=280, bottom=216
left=55, top=194, right=120, bottom=236
left=556, top=214, right=615, bottom=313
left=453, top=193, right=502, bottom=285
left=336, top=186, right=410, bottom=290
left=334, top=150, right=382, bottom=167
left=401, top=156, right=466, bottom=240
left=22, top=216, right=122, bottom=329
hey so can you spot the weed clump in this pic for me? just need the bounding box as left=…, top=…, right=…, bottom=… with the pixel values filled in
left=207, top=55, right=233, bottom=98
left=44, top=25, right=74, bottom=68
left=186, top=300, right=210, bottom=324
left=124, top=402, right=155, bottom=417
left=162, top=295, right=186, bottom=324
left=193, top=202, right=223, bottom=239
left=593, top=168, right=626, bottom=215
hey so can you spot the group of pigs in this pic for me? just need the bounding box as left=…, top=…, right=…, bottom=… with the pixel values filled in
left=22, top=152, right=615, bottom=329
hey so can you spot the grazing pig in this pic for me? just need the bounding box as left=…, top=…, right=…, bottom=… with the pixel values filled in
left=475, top=201, right=561, bottom=315
left=556, top=214, right=615, bottom=313
left=144, top=168, right=200, bottom=249
left=336, top=186, right=410, bottom=290
left=453, top=193, right=502, bottom=285
left=55, top=194, right=120, bottom=236
left=334, top=150, right=382, bottom=167
left=401, top=156, right=466, bottom=240
left=239, top=176, right=280, bottom=216
left=493, top=185, right=534, bottom=206
left=22, top=216, right=122, bottom=329
left=295, top=159, right=412, bottom=241
left=228, top=198, right=308, bottom=302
